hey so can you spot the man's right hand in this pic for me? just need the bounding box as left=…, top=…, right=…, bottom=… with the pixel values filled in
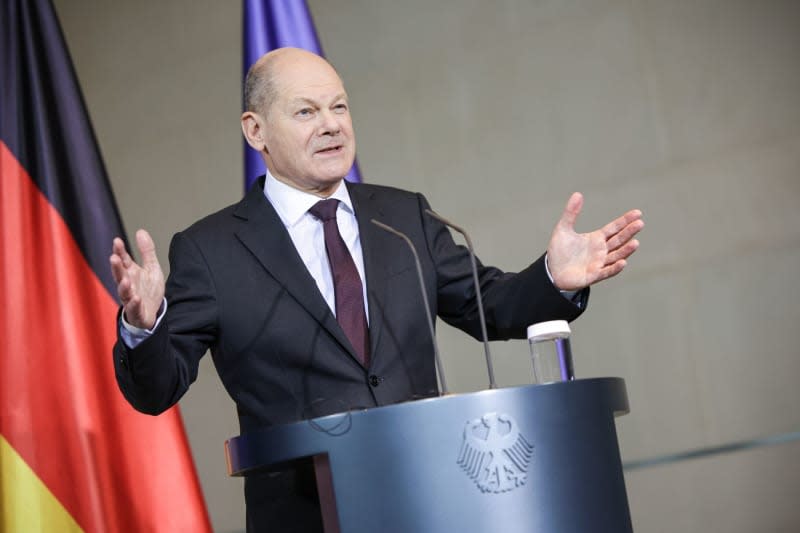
left=109, top=229, right=166, bottom=330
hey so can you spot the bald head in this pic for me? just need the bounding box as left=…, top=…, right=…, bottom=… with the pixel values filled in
left=240, top=47, right=355, bottom=195
left=244, top=48, right=342, bottom=117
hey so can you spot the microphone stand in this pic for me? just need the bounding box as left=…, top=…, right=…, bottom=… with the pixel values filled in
left=370, top=219, right=449, bottom=396
left=425, top=209, right=497, bottom=389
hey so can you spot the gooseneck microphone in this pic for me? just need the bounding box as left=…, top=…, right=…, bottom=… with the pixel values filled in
left=370, top=219, right=449, bottom=396
left=424, top=209, right=497, bottom=390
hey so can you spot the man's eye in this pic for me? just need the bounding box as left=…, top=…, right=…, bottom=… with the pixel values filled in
left=334, top=104, right=348, bottom=113
left=297, top=108, right=313, bottom=117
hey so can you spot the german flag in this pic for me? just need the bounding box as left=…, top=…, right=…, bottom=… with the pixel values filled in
left=0, top=1, right=212, bottom=531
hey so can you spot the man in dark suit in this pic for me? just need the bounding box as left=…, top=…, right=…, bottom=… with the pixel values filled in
left=110, top=48, right=643, bottom=532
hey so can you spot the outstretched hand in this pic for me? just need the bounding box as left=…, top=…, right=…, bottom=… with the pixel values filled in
left=546, top=192, right=644, bottom=291
left=109, top=229, right=165, bottom=330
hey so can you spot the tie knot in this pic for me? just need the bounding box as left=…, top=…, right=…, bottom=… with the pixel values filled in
left=308, top=199, right=340, bottom=222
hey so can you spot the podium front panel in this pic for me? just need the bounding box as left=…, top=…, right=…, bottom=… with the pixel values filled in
left=226, top=378, right=632, bottom=533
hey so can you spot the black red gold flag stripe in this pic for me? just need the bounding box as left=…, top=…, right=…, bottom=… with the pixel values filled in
left=0, top=1, right=212, bottom=530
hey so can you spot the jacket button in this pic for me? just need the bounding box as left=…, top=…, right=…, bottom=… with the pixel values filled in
left=369, top=375, right=381, bottom=387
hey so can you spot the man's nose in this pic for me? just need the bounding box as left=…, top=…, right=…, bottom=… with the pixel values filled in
left=318, top=109, right=341, bottom=135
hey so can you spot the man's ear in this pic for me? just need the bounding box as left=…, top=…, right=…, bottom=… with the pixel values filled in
left=241, top=111, right=268, bottom=153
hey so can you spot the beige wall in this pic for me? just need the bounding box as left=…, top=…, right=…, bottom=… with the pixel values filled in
left=54, top=1, right=800, bottom=531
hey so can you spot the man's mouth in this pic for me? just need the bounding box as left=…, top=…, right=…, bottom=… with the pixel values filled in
left=314, top=145, right=343, bottom=155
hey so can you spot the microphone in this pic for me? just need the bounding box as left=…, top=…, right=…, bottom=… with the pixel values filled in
left=424, top=209, right=497, bottom=389
left=370, top=219, right=449, bottom=395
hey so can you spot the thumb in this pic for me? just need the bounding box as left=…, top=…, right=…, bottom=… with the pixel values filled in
left=557, top=192, right=584, bottom=231
left=135, top=229, right=160, bottom=269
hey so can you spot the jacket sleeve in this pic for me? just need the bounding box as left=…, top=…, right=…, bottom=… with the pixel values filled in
left=113, top=231, right=218, bottom=415
left=416, top=193, right=588, bottom=340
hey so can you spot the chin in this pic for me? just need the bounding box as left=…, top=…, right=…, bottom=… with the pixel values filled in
left=317, top=163, right=354, bottom=182
left=306, top=172, right=344, bottom=191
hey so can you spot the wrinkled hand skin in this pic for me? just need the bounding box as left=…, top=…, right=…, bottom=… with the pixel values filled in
left=546, top=192, right=644, bottom=291
left=109, top=229, right=166, bottom=330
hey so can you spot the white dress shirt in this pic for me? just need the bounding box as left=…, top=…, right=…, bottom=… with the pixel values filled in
left=264, top=170, right=369, bottom=320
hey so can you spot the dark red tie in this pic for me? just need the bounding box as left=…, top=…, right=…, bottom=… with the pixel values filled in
left=308, top=199, right=370, bottom=367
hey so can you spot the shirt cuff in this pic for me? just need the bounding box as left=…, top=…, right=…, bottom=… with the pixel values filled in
left=119, top=298, right=168, bottom=348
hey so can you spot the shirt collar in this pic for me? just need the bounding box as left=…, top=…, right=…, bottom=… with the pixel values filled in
left=264, top=169, right=355, bottom=228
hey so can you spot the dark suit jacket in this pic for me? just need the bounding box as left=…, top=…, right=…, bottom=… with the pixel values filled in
left=113, top=177, right=587, bottom=530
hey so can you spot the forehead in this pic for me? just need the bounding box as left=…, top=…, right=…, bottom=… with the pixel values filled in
left=273, top=58, right=347, bottom=104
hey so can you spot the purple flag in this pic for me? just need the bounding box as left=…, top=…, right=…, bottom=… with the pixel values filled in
left=243, top=0, right=362, bottom=191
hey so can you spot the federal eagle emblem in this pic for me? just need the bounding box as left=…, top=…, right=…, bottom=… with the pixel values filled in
left=457, top=412, right=534, bottom=494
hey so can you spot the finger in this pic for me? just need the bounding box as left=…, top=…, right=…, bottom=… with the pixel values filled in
left=135, top=229, right=160, bottom=269
left=112, top=237, right=135, bottom=269
left=109, top=254, right=127, bottom=285
left=111, top=237, right=126, bottom=256
left=117, top=276, right=133, bottom=304
left=589, top=259, right=627, bottom=284
left=605, top=219, right=645, bottom=251
left=557, top=192, right=584, bottom=231
left=604, top=239, right=639, bottom=266
left=601, top=209, right=643, bottom=239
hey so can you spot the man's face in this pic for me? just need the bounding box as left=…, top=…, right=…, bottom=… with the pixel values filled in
left=261, top=58, right=356, bottom=196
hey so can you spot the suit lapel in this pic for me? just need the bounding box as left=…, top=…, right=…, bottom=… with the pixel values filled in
left=232, top=181, right=358, bottom=362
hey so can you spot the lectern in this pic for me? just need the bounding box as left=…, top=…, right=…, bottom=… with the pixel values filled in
left=226, top=377, right=632, bottom=533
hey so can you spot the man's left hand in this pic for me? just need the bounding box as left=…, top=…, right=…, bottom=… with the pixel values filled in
left=546, top=192, right=644, bottom=291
